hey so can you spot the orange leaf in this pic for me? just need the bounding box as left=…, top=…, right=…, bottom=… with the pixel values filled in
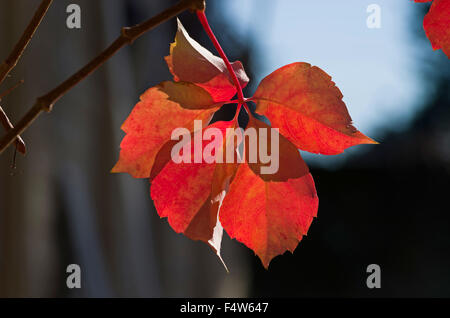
left=219, top=116, right=318, bottom=268
left=220, top=164, right=318, bottom=269
left=113, top=16, right=379, bottom=270
left=165, top=19, right=249, bottom=101
left=150, top=120, right=240, bottom=267
left=112, top=82, right=220, bottom=178
left=253, top=63, right=377, bottom=155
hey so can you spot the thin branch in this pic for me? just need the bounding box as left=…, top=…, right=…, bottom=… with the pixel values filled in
left=0, top=80, right=25, bottom=153
left=0, top=80, right=24, bottom=100
left=196, top=10, right=245, bottom=103
left=0, top=0, right=53, bottom=85
left=0, top=0, right=205, bottom=155
left=0, top=106, right=26, bottom=154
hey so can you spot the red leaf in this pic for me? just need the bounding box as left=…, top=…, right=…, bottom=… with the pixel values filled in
left=219, top=117, right=318, bottom=268
left=113, top=16, right=377, bottom=270
left=253, top=63, right=377, bottom=155
left=423, top=0, right=450, bottom=58
left=112, top=82, right=220, bottom=178
left=220, top=164, right=318, bottom=269
left=165, top=19, right=249, bottom=101
left=150, top=120, right=240, bottom=267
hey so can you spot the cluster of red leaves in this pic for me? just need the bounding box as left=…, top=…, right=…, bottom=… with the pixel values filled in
left=112, top=20, right=376, bottom=269
left=414, top=0, right=450, bottom=58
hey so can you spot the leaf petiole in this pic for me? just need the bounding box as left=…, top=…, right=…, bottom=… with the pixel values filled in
left=196, top=10, right=246, bottom=104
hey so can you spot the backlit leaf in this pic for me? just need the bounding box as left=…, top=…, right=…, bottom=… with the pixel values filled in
left=165, top=19, right=249, bottom=101
left=150, top=121, right=240, bottom=268
left=112, top=82, right=220, bottom=178
left=220, top=163, right=318, bottom=269
left=219, top=116, right=318, bottom=268
left=253, top=63, right=376, bottom=155
left=113, top=17, right=378, bottom=270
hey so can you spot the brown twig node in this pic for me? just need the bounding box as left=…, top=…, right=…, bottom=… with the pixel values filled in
left=0, top=80, right=26, bottom=154
left=0, top=106, right=26, bottom=154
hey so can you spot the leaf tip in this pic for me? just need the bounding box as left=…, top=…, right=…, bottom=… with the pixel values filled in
left=217, top=253, right=230, bottom=273
left=260, top=257, right=271, bottom=270
left=363, top=135, right=380, bottom=145
left=110, top=164, right=121, bottom=174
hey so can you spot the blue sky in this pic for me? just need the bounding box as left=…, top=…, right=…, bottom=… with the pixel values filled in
left=219, top=0, right=429, bottom=167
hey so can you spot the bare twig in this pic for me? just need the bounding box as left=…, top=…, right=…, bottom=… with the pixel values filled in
left=0, top=0, right=206, bottom=155
left=0, top=106, right=26, bottom=154
left=0, top=80, right=24, bottom=100
left=0, top=80, right=26, bottom=154
left=0, top=0, right=53, bottom=85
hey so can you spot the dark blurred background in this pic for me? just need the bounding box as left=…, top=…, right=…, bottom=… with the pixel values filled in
left=0, top=0, right=449, bottom=297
